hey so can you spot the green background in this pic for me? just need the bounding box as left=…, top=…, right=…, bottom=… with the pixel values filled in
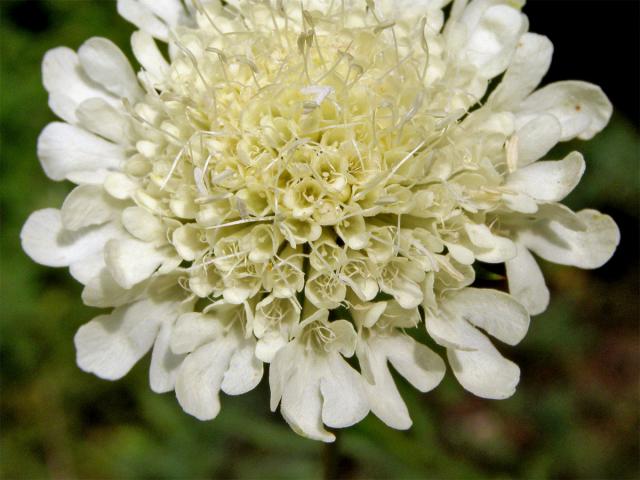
left=1, top=1, right=638, bottom=479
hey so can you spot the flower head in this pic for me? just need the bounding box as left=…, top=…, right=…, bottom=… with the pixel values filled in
left=22, top=0, right=619, bottom=441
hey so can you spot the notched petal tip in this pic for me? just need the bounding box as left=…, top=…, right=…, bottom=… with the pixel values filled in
left=448, top=344, right=521, bottom=400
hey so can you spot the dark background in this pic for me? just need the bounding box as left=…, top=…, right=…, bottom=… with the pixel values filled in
left=1, top=1, right=638, bottom=479
left=527, top=0, right=639, bottom=127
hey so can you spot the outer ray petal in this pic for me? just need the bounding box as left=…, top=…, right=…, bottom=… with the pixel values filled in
left=38, top=122, right=124, bottom=182
left=320, top=354, right=369, bottom=428
left=150, top=318, right=186, bottom=393
left=515, top=114, right=562, bottom=167
left=104, top=238, right=173, bottom=289
left=519, top=209, right=620, bottom=269
left=42, top=47, right=118, bottom=124
left=505, top=244, right=550, bottom=316
left=76, top=98, right=128, bottom=143
left=517, top=81, right=613, bottom=141
left=490, top=32, right=553, bottom=108
left=444, top=288, right=530, bottom=346
left=74, top=297, right=181, bottom=380
left=78, top=37, right=143, bottom=100
left=447, top=339, right=520, bottom=399
left=505, top=151, right=586, bottom=203
left=21, top=208, right=119, bottom=268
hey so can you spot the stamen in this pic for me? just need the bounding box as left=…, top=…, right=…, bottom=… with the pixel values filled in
left=506, top=135, right=519, bottom=173
left=204, top=216, right=276, bottom=230
left=160, top=145, right=187, bottom=190
left=419, top=16, right=431, bottom=81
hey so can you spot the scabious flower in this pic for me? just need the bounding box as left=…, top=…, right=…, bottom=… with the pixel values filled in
left=21, top=0, right=620, bottom=441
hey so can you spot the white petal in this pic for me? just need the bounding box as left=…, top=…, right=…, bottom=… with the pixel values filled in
left=269, top=341, right=298, bottom=411
left=117, top=0, right=171, bottom=41
left=221, top=340, right=263, bottom=395
left=515, top=114, right=562, bottom=167
left=42, top=47, right=117, bottom=124
left=357, top=340, right=412, bottom=430
left=517, top=81, right=612, bottom=141
left=104, top=238, right=169, bottom=288
left=456, top=0, right=523, bottom=31
left=255, top=332, right=288, bottom=363
left=464, top=223, right=517, bottom=263
left=383, top=334, right=446, bottom=392
left=505, top=151, right=585, bottom=203
left=121, top=206, right=165, bottom=243
left=340, top=267, right=379, bottom=302
left=78, top=37, right=143, bottom=100
left=21, top=209, right=117, bottom=267
left=378, top=263, right=424, bottom=309
left=520, top=208, right=620, bottom=269
left=76, top=98, right=127, bottom=143
left=38, top=122, right=124, bottom=182
left=464, top=223, right=503, bottom=249
left=104, top=172, right=139, bottom=200
left=336, top=215, right=369, bottom=250
left=501, top=192, right=539, bottom=214
left=425, top=308, right=486, bottom=351
left=81, top=267, right=145, bottom=308
left=74, top=297, right=179, bottom=380
left=222, top=281, right=260, bottom=305
left=139, top=0, right=187, bottom=28
left=445, top=242, right=475, bottom=265
left=351, top=302, right=388, bottom=329
left=69, top=252, right=105, bottom=285
left=131, top=31, right=170, bottom=84
left=320, top=354, right=369, bottom=429
left=272, top=346, right=335, bottom=442
left=376, top=0, right=450, bottom=20
left=175, top=340, right=233, bottom=421
left=505, top=244, right=550, bottom=315
left=447, top=339, right=520, bottom=399
left=490, top=33, right=553, bottom=108
left=531, top=203, right=588, bottom=231
left=176, top=314, right=260, bottom=407
left=382, top=302, right=422, bottom=329
left=172, top=224, right=205, bottom=261
left=445, top=288, right=530, bottom=346
left=434, top=256, right=476, bottom=290
left=329, top=319, right=358, bottom=357
left=150, top=317, right=185, bottom=393
left=305, top=273, right=347, bottom=310
left=171, top=312, right=222, bottom=354
left=61, top=184, right=120, bottom=231
left=389, top=280, right=423, bottom=309
left=462, top=5, right=526, bottom=78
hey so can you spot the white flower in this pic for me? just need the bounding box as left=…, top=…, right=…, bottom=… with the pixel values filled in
left=21, top=0, right=619, bottom=442
left=269, top=309, right=368, bottom=442
left=353, top=299, right=445, bottom=429
left=171, top=302, right=263, bottom=420
left=253, top=294, right=300, bottom=362
left=424, top=287, right=529, bottom=399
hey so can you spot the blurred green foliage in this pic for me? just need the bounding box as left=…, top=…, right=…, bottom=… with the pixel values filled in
left=1, top=1, right=638, bottom=479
